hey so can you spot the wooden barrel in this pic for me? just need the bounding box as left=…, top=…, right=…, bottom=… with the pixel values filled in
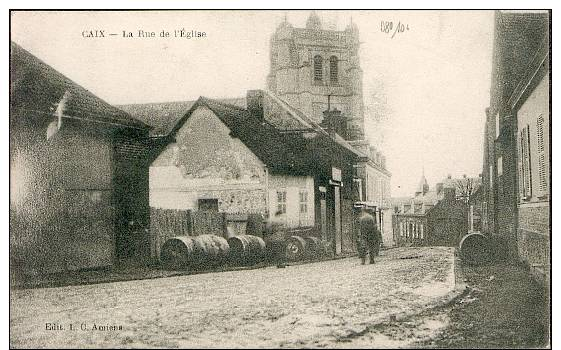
left=160, top=236, right=195, bottom=270
left=304, top=236, right=323, bottom=259
left=459, top=232, right=491, bottom=265
left=285, top=235, right=307, bottom=262
left=160, top=235, right=230, bottom=270
left=263, top=232, right=286, bottom=263
left=227, top=235, right=266, bottom=266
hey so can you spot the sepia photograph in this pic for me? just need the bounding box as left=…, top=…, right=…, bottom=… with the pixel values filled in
left=8, top=8, right=551, bottom=348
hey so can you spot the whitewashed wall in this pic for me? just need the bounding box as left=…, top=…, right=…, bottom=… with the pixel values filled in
left=150, top=106, right=267, bottom=213
left=268, top=175, right=315, bottom=228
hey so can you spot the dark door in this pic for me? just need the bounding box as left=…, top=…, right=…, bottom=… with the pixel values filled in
left=334, top=186, right=342, bottom=255
left=320, top=198, right=327, bottom=241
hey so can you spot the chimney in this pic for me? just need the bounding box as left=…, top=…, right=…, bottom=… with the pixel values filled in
left=322, top=107, right=346, bottom=138
left=247, top=90, right=264, bottom=118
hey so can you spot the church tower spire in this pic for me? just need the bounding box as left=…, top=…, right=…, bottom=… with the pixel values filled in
left=306, top=11, right=322, bottom=30
left=416, top=168, right=429, bottom=196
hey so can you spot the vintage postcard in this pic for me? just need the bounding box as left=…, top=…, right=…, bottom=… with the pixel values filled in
left=9, top=9, right=551, bottom=348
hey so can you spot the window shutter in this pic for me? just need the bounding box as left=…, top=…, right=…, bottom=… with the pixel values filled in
left=518, top=130, right=525, bottom=200
left=536, top=115, right=547, bottom=195
left=522, top=125, right=532, bottom=198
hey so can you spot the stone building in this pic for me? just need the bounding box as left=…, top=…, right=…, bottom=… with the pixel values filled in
left=481, top=11, right=550, bottom=280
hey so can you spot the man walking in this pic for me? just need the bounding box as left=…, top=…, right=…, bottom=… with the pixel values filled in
left=357, top=207, right=382, bottom=265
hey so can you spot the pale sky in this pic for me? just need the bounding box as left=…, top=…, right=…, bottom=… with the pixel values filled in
left=11, top=10, right=494, bottom=197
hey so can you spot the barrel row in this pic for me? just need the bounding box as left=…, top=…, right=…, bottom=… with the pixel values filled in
left=161, top=234, right=330, bottom=270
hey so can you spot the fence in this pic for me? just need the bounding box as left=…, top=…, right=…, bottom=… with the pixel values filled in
left=150, top=208, right=229, bottom=259
left=150, top=209, right=269, bottom=260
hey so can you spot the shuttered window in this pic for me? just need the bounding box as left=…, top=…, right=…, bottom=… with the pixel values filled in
left=536, top=115, right=548, bottom=195
left=518, top=125, right=532, bottom=200
left=497, top=156, right=503, bottom=176
left=495, top=113, right=500, bottom=139
left=517, top=131, right=525, bottom=200
left=489, top=164, right=493, bottom=189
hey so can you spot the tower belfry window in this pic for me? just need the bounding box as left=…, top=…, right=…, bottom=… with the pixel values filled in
left=330, top=56, right=338, bottom=84
left=314, top=55, right=323, bottom=82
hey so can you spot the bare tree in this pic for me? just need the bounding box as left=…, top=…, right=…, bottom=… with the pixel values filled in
left=454, top=177, right=476, bottom=203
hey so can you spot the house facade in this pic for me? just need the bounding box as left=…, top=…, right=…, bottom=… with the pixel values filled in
left=392, top=175, right=469, bottom=247
left=354, top=148, right=393, bottom=247
left=122, top=91, right=362, bottom=258
left=148, top=100, right=316, bottom=229
left=481, top=11, right=550, bottom=279
left=10, top=42, right=152, bottom=276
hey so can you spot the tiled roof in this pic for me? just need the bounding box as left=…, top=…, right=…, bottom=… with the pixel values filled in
left=391, top=197, right=412, bottom=206
left=163, top=97, right=314, bottom=175
left=119, top=98, right=246, bottom=137
left=491, top=12, right=549, bottom=109
left=261, top=91, right=367, bottom=159
left=413, top=190, right=440, bottom=204
left=10, top=42, right=148, bottom=130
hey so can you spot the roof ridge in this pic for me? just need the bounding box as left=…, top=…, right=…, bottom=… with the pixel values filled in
left=117, top=100, right=197, bottom=107
left=199, top=96, right=247, bottom=111
left=10, top=41, right=149, bottom=130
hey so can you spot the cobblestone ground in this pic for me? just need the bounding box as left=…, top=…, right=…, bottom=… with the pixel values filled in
left=10, top=247, right=455, bottom=349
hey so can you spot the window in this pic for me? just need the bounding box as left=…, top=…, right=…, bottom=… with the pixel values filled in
left=313, top=55, right=323, bottom=82
left=329, top=56, right=338, bottom=84
left=400, top=222, right=404, bottom=237
left=518, top=125, right=532, bottom=200
left=497, top=156, right=503, bottom=176
left=537, top=115, right=548, bottom=195
left=489, top=165, right=493, bottom=189
left=495, top=112, right=500, bottom=139
left=299, top=190, right=308, bottom=214
left=276, top=191, right=287, bottom=214
left=420, top=224, right=424, bottom=239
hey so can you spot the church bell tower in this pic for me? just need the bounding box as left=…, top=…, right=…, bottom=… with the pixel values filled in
left=267, top=12, right=366, bottom=142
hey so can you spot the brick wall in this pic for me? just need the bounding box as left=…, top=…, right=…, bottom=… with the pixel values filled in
left=518, top=203, right=550, bottom=269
